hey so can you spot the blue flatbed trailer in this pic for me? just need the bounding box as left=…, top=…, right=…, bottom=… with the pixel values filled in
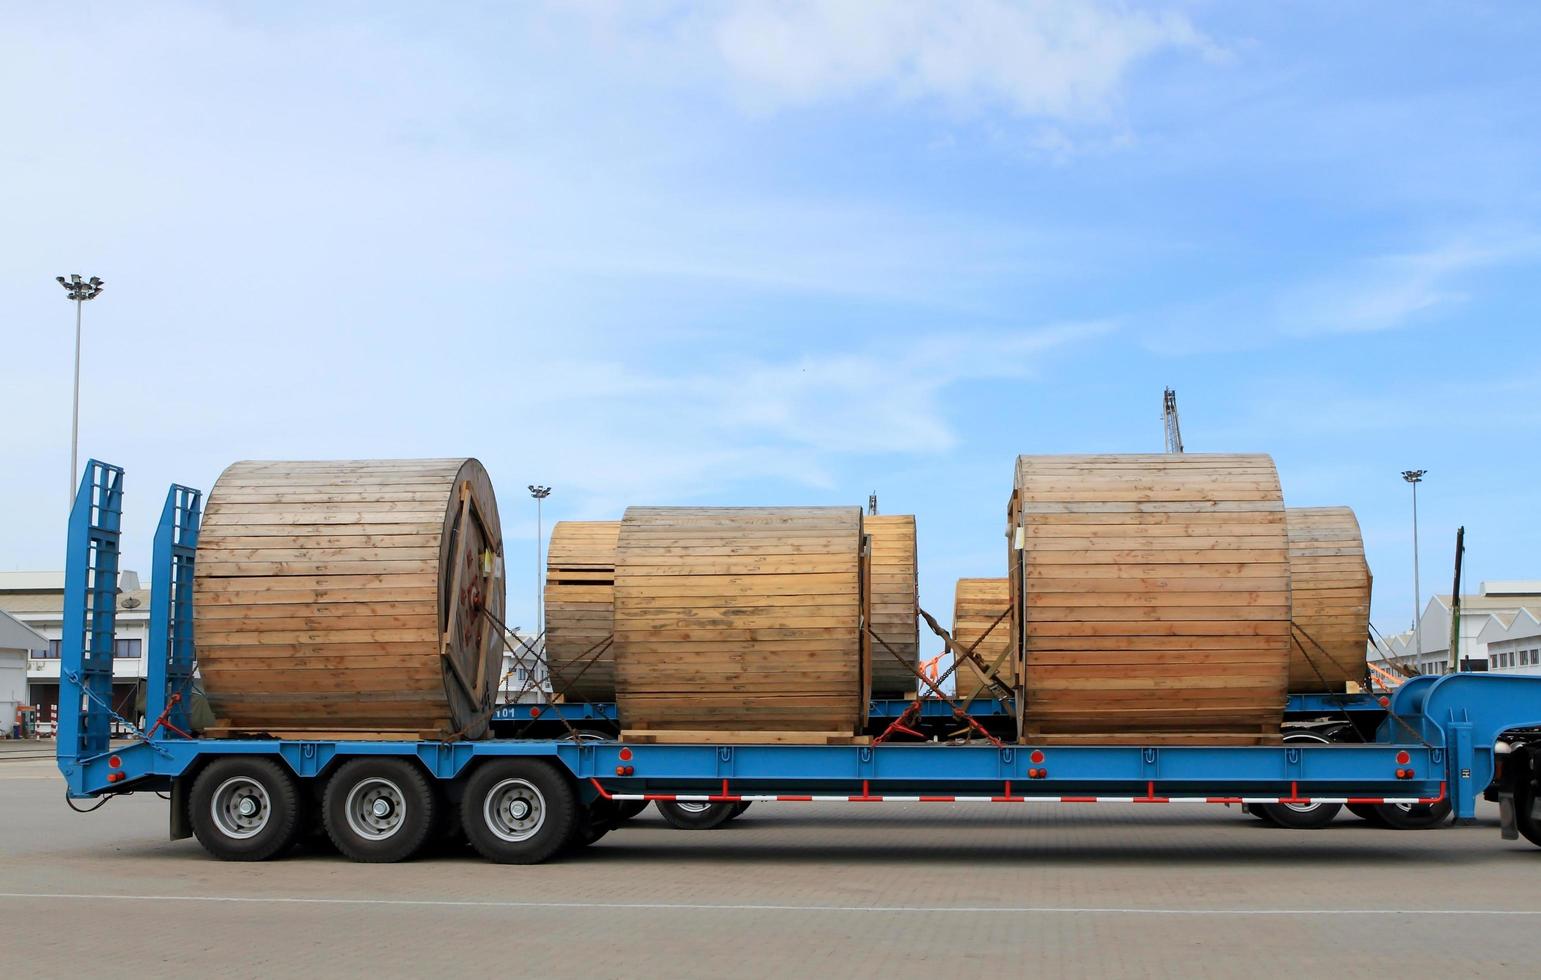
left=56, top=462, right=1541, bottom=863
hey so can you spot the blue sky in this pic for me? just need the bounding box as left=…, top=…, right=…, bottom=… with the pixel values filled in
left=2, top=1, right=1538, bottom=640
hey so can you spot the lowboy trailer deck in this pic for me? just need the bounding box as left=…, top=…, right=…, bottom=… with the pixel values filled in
left=56, top=462, right=1541, bottom=863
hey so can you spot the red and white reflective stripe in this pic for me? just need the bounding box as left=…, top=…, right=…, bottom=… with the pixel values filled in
left=592, top=779, right=1445, bottom=808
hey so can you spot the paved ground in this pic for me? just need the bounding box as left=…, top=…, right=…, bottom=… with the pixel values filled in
left=2, top=751, right=1539, bottom=978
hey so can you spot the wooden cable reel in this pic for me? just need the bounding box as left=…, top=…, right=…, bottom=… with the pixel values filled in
left=866, top=515, right=920, bottom=697
left=612, top=506, right=868, bottom=742
left=1286, top=506, right=1372, bottom=692
left=544, top=521, right=619, bottom=700
left=952, top=577, right=1014, bottom=701
left=1009, top=454, right=1290, bottom=744
left=194, top=459, right=505, bottom=740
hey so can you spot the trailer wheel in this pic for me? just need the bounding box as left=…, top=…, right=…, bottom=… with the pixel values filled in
left=189, top=757, right=303, bottom=862
left=1256, top=801, right=1343, bottom=829
left=726, top=801, right=752, bottom=820
left=613, top=799, right=649, bottom=822
left=655, top=800, right=735, bottom=830
left=1243, top=803, right=1275, bottom=823
left=1513, top=757, right=1541, bottom=848
left=1371, top=799, right=1451, bottom=830
left=569, top=800, right=617, bottom=850
left=322, top=758, right=438, bottom=863
left=461, top=760, right=576, bottom=864
left=1346, top=802, right=1387, bottom=825
left=1255, top=732, right=1340, bottom=828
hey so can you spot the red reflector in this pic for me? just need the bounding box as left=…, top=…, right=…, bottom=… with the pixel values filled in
left=1029, top=750, right=1045, bottom=764
left=615, top=766, right=626, bottom=776
left=618, top=748, right=633, bottom=762
left=1396, top=750, right=1410, bottom=765
left=107, top=755, right=121, bottom=769
left=1379, top=696, right=1390, bottom=707
left=529, top=707, right=541, bottom=718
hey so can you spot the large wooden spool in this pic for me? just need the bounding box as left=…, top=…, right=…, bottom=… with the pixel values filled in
left=952, top=578, right=1014, bottom=700
left=194, top=459, right=504, bottom=740
left=866, top=515, right=919, bottom=696
left=1286, top=506, right=1371, bottom=692
left=544, top=521, right=619, bottom=701
left=613, top=506, right=868, bottom=741
left=1009, top=454, right=1290, bottom=744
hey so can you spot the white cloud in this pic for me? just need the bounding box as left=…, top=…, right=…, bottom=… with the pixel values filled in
left=502, top=319, right=1116, bottom=517
left=1280, top=234, right=1541, bottom=336
left=711, top=0, right=1221, bottom=118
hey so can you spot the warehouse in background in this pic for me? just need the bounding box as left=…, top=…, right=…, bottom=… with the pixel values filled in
left=0, top=571, right=150, bottom=734
left=0, top=610, right=45, bottom=736
left=1373, top=581, right=1541, bottom=676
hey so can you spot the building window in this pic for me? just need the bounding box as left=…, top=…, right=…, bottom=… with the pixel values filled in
left=31, top=639, right=62, bottom=660
left=114, top=639, right=141, bottom=659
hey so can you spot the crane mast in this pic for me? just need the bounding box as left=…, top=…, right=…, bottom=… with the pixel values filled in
left=1163, top=387, right=1184, bottom=453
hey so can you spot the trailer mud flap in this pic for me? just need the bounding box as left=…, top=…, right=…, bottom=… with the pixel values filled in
left=169, top=777, right=192, bottom=841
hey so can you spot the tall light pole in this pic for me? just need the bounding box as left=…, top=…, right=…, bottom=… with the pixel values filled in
left=1402, top=469, right=1426, bottom=670
left=528, top=485, right=551, bottom=635
left=56, top=274, right=104, bottom=507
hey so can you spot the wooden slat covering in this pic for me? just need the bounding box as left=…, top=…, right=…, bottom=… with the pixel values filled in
left=194, top=458, right=504, bottom=740
left=952, top=577, right=1014, bottom=700
left=1009, top=454, right=1289, bottom=744
left=613, top=506, right=866, bottom=734
left=544, top=521, right=619, bottom=700
left=866, top=515, right=919, bottom=696
left=1286, top=506, right=1372, bottom=692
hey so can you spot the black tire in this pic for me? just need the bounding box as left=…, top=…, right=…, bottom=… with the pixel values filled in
left=189, top=757, right=304, bottom=862
left=726, top=801, right=752, bottom=820
left=1373, top=798, right=1452, bottom=830
left=1243, top=803, right=1276, bottom=823
left=613, top=799, right=649, bottom=822
left=461, top=759, right=577, bottom=864
left=655, top=800, right=735, bottom=830
left=569, top=800, right=616, bottom=850
left=322, top=758, right=438, bottom=863
left=1257, top=801, right=1343, bottom=829
left=1346, top=802, right=1389, bottom=826
left=1513, top=757, right=1541, bottom=848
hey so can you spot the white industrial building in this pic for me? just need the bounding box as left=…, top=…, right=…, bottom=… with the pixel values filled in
left=1371, top=581, right=1541, bottom=677
left=1478, top=608, right=1541, bottom=674
left=1, top=609, right=46, bottom=737
left=0, top=571, right=152, bottom=734
left=499, top=630, right=551, bottom=704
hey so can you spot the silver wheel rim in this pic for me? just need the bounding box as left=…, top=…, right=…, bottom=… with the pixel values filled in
left=1282, top=732, right=1330, bottom=813
left=210, top=776, right=271, bottom=840
left=674, top=801, right=713, bottom=814
left=484, top=777, right=545, bottom=842
left=344, top=777, right=407, bottom=841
